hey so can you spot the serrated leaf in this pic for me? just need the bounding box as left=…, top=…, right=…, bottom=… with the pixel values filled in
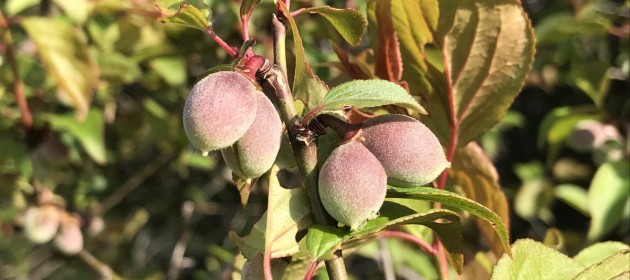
left=306, top=201, right=460, bottom=261
left=451, top=142, right=509, bottom=257
left=230, top=166, right=312, bottom=259
left=573, top=250, right=630, bottom=280
left=43, top=109, right=106, bottom=165
left=574, top=242, right=630, bottom=267
left=301, top=6, right=366, bottom=47
left=368, top=0, right=402, bottom=82
left=156, top=3, right=209, bottom=31
left=388, top=186, right=511, bottom=256
left=318, top=79, right=426, bottom=113
left=491, top=239, right=585, bottom=280
left=587, top=160, right=630, bottom=241
left=278, top=1, right=329, bottom=110
left=22, top=17, right=99, bottom=120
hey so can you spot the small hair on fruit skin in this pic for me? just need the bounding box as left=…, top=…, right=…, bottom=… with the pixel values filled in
left=361, top=114, right=450, bottom=187
left=222, top=91, right=283, bottom=179
left=182, top=71, right=258, bottom=154
left=318, top=141, right=387, bottom=230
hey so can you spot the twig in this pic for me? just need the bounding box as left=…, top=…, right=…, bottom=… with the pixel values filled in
left=77, top=250, right=118, bottom=279
left=97, top=153, right=172, bottom=214
left=0, top=11, right=33, bottom=129
left=378, top=239, right=395, bottom=280
left=205, top=28, right=238, bottom=58
left=167, top=201, right=194, bottom=280
left=257, top=14, right=348, bottom=280
left=303, top=260, right=320, bottom=280
left=379, top=230, right=436, bottom=255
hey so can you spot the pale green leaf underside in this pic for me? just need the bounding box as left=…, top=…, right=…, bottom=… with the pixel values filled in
left=573, top=250, right=630, bottom=280
left=574, top=242, right=630, bottom=267
left=319, top=79, right=426, bottom=113
left=157, top=4, right=209, bottom=31
left=491, top=239, right=584, bottom=280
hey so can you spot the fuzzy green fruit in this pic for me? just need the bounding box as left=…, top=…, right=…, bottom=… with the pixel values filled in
left=318, top=141, right=387, bottom=230
left=24, top=206, right=60, bottom=244
left=183, top=71, right=257, bottom=154
left=361, top=114, right=449, bottom=187
left=222, top=92, right=283, bottom=179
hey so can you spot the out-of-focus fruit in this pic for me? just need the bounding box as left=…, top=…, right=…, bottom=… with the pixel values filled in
left=23, top=206, right=60, bottom=244
left=54, top=218, right=83, bottom=255
left=222, top=92, right=283, bottom=178
left=183, top=71, right=257, bottom=154
left=361, top=114, right=449, bottom=187
left=566, top=120, right=621, bottom=152
left=318, top=141, right=387, bottom=230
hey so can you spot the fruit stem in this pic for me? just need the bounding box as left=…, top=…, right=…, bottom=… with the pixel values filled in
left=256, top=15, right=348, bottom=280
left=311, top=114, right=362, bottom=143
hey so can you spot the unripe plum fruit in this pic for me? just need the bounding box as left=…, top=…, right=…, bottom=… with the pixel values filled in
left=23, top=206, right=60, bottom=244
left=54, top=219, right=83, bottom=255
left=222, top=92, right=283, bottom=179
left=361, top=114, right=449, bottom=187
left=318, top=141, right=387, bottom=230
left=183, top=71, right=257, bottom=154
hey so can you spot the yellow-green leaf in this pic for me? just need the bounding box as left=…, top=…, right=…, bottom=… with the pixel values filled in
left=301, top=6, right=366, bottom=47
left=22, top=17, right=99, bottom=120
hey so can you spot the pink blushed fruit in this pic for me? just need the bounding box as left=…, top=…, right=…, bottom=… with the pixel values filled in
left=54, top=218, right=84, bottom=255
left=183, top=71, right=257, bottom=154
left=222, top=92, right=283, bottom=179
left=361, top=114, right=449, bottom=187
left=318, top=141, right=387, bottom=230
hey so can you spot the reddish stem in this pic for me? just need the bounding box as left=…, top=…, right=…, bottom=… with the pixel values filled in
left=379, top=230, right=436, bottom=255
left=241, top=15, right=250, bottom=42
left=0, top=12, right=32, bottom=129
left=437, top=41, right=459, bottom=190
left=205, top=28, right=238, bottom=58
left=303, top=260, right=320, bottom=280
left=435, top=239, right=450, bottom=280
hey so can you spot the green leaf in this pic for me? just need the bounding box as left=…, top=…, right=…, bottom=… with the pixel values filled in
left=240, top=0, right=261, bottom=19
left=537, top=106, right=598, bottom=164
left=301, top=6, right=366, bottom=47
left=148, top=56, right=187, bottom=86
left=318, top=79, right=426, bottom=113
left=554, top=184, right=589, bottom=216
left=156, top=2, right=209, bottom=31
left=0, top=138, right=32, bottom=179
left=278, top=2, right=329, bottom=110
left=491, top=239, right=585, bottom=280
left=587, top=160, right=630, bottom=241
left=4, top=0, right=39, bottom=16
left=367, top=0, right=403, bottom=82
left=22, top=17, right=99, bottom=120
left=52, top=0, right=90, bottom=24
left=305, top=202, right=460, bottom=261
left=574, top=242, right=630, bottom=267
left=573, top=250, right=630, bottom=280
left=43, top=109, right=106, bottom=165
left=230, top=166, right=312, bottom=259
left=96, top=51, right=141, bottom=83
left=388, top=186, right=511, bottom=256
left=451, top=142, right=509, bottom=257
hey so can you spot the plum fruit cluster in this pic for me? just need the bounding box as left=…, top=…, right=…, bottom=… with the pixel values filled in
left=183, top=71, right=282, bottom=179
left=319, top=114, right=449, bottom=230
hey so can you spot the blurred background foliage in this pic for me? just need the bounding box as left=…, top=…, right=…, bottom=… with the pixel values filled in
left=0, top=0, right=627, bottom=279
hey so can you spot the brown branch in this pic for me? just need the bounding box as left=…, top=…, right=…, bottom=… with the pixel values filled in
left=0, top=11, right=32, bottom=129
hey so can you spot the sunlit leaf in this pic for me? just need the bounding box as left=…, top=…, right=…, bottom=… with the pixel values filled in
left=43, top=109, right=106, bottom=165
left=367, top=0, right=402, bottom=82
left=52, top=0, right=90, bottom=24
left=587, top=160, right=630, bottom=241
left=301, top=6, right=366, bottom=47
left=554, top=184, right=589, bottom=216
left=22, top=17, right=99, bottom=120
left=4, top=0, right=39, bottom=16
left=491, top=239, right=584, bottom=280
left=574, top=242, right=630, bottom=267
left=388, top=186, right=511, bottom=256
left=451, top=142, right=509, bottom=257
left=318, top=79, right=426, bottom=113
left=278, top=1, right=329, bottom=110
left=573, top=250, right=630, bottom=280
left=155, top=1, right=210, bottom=31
